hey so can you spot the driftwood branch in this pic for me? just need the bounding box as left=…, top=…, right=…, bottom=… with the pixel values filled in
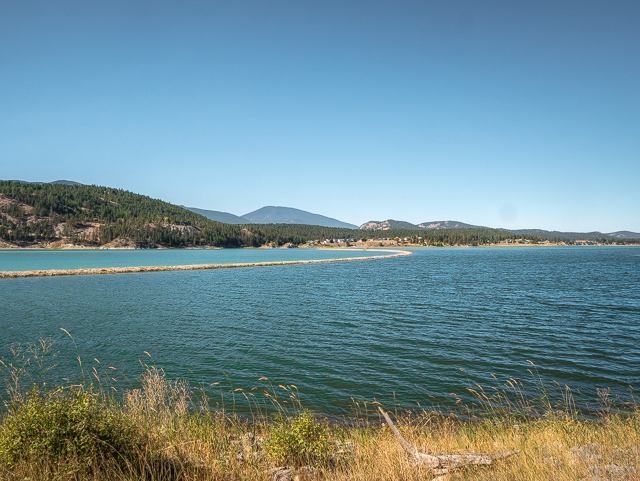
left=378, top=407, right=519, bottom=473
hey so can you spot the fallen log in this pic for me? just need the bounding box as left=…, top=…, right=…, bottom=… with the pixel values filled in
left=378, top=407, right=519, bottom=473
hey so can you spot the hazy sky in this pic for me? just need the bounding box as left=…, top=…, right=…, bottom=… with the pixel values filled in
left=1, top=1, right=638, bottom=231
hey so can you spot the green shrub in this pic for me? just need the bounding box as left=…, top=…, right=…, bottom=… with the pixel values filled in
left=0, top=386, right=143, bottom=472
left=265, top=411, right=332, bottom=466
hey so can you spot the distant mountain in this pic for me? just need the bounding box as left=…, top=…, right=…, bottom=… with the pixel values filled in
left=418, top=220, right=484, bottom=230
left=360, top=219, right=483, bottom=230
left=50, top=180, right=83, bottom=185
left=511, top=229, right=640, bottom=240
left=7, top=179, right=84, bottom=185
left=510, top=229, right=598, bottom=240
left=182, top=206, right=249, bottom=224
left=5, top=178, right=637, bottom=239
left=359, top=218, right=640, bottom=239
left=242, top=206, right=358, bottom=229
left=359, top=220, right=421, bottom=230
left=605, top=231, right=640, bottom=239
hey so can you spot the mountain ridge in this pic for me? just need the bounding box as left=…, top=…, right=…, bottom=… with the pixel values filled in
left=509, top=228, right=640, bottom=240
left=359, top=220, right=422, bottom=230
left=182, top=205, right=358, bottom=228
left=0, top=181, right=375, bottom=249
left=3, top=180, right=638, bottom=239
left=359, top=219, right=485, bottom=231
left=418, top=220, right=485, bottom=230
left=182, top=206, right=249, bottom=225
left=241, top=206, right=358, bottom=229
left=359, top=219, right=640, bottom=239
left=8, top=179, right=84, bottom=186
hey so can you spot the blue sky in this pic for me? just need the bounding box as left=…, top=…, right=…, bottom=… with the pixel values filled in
left=1, top=1, right=638, bottom=232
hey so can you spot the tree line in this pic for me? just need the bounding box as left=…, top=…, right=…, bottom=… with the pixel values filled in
left=1, top=181, right=638, bottom=248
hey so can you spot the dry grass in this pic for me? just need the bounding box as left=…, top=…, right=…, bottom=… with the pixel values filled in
left=333, top=413, right=639, bottom=480
left=1, top=341, right=638, bottom=480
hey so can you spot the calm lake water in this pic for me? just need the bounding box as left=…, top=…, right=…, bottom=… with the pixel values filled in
left=0, top=247, right=390, bottom=271
left=2, top=247, right=639, bottom=416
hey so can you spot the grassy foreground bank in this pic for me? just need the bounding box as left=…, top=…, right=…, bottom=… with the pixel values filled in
left=1, top=343, right=638, bottom=480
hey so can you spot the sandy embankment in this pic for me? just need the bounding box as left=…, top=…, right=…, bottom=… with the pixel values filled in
left=0, top=249, right=413, bottom=279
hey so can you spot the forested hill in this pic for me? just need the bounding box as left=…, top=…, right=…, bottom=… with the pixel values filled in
left=0, top=181, right=393, bottom=248
left=1, top=181, right=637, bottom=248
left=0, top=181, right=248, bottom=247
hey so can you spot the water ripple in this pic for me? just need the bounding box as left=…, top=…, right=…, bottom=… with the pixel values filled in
left=2, top=246, right=639, bottom=415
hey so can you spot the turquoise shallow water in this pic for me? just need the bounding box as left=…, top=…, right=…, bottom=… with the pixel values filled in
left=2, top=246, right=639, bottom=416
left=0, top=247, right=390, bottom=271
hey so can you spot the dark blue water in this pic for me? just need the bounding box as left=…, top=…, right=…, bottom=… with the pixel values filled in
left=2, top=247, right=639, bottom=415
